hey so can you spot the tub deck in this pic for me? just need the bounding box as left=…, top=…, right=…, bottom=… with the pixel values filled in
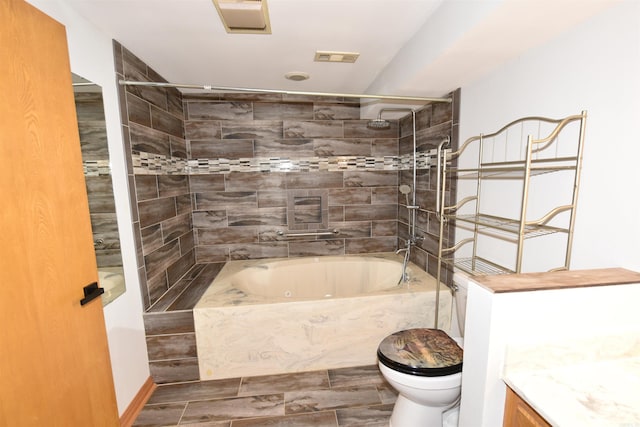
left=193, top=254, right=452, bottom=380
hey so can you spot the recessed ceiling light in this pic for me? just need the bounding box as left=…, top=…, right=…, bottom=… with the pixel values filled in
left=212, top=0, right=271, bottom=34
left=314, top=51, right=360, bottom=63
left=284, top=72, right=310, bottom=81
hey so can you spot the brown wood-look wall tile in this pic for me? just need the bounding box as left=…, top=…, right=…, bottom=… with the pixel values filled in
left=285, top=171, right=343, bottom=189
left=149, top=358, right=200, bottom=384
left=222, top=121, right=283, bottom=139
left=225, top=172, right=286, bottom=191
left=134, top=175, right=158, bottom=202
left=125, top=92, right=151, bottom=127
left=329, top=206, right=345, bottom=222
left=432, top=102, right=453, bottom=126
left=327, top=222, right=371, bottom=238
left=144, top=239, right=182, bottom=278
left=139, top=197, right=177, bottom=228
left=313, top=103, right=360, bottom=120
left=130, top=122, right=171, bottom=156
left=228, top=242, right=288, bottom=260
left=180, top=230, right=196, bottom=254
left=146, top=270, right=169, bottom=304
left=345, top=237, right=396, bottom=254
left=328, top=188, right=371, bottom=205
left=170, top=136, right=188, bottom=158
left=167, top=87, right=183, bottom=117
left=254, top=138, right=314, bottom=157
left=184, top=120, right=222, bottom=140
left=228, top=207, right=287, bottom=227
left=372, top=220, right=397, bottom=237
left=190, top=174, right=226, bottom=192
left=253, top=102, right=313, bottom=120
left=198, top=228, right=258, bottom=245
left=288, top=240, right=345, bottom=257
left=193, top=210, right=228, bottom=228
left=166, top=250, right=196, bottom=286
left=141, top=224, right=164, bottom=255
left=161, top=213, right=192, bottom=243
left=151, top=105, right=184, bottom=138
left=344, top=171, right=397, bottom=188
left=146, top=333, right=197, bottom=361
left=372, top=187, right=398, bottom=204
left=196, top=245, right=229, bottom=263
left=193, top=210, right=227, bottom=228
left=344, top=204, right=397, bottom=221
left=144, top=311, right=195, bottom=335
left=177, top=194, right=193, bottom=216
left=283, top=120, right=343, bottom=139
left=372, top=138, right=398, bottom=156
left=257, top=191, right=288, bottom=208
left=158, top=174, right=189, bottom=198
left=190, top=139, right=254, bottom=159
left=313, top=138, right=371, bottom=156
left=188, top=101, right=253, bottom=120
left=194, top=191, right=257, bottom=210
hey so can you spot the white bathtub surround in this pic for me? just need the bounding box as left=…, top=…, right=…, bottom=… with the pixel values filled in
left=503, top=334, right=640, bottom=426
left=194, top=253, right=452, bottom=380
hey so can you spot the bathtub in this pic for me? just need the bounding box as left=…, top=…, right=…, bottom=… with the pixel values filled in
left=194, top=253, right=452, bottom=380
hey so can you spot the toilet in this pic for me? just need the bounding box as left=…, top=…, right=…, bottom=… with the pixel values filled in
left=377, top=276, right=468, bottom=427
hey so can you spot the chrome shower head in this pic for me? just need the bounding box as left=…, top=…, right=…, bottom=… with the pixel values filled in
left=367, top=117, right=391, bottom=129
left=398, top=184, right=411, bottom=195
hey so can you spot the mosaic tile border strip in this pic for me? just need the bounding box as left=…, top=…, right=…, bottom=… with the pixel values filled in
left=131, top=151, right=435, bottom=175
left=83, top=160, right=112, bottom=177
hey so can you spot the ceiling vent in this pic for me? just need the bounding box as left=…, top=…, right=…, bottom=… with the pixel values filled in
left=212, top=0, right=271, bottom=34
left=314, top=51, right=360, bottom=63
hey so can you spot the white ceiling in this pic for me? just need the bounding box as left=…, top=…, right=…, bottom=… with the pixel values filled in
left=64, top=0, right=620, bottom=115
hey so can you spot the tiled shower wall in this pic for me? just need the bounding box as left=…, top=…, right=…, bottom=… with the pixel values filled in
left=398, top=92, right=460, bottom=281
left=114, top=41, right=195, bottom=309
left=114, top=41, right=458, bottom=310
left=182, top=93, right=402, bottom=264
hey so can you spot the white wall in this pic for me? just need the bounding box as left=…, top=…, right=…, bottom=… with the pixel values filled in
left=26, top=0, right=150, bottom=415
left=459, top=0, right=640, bottom=273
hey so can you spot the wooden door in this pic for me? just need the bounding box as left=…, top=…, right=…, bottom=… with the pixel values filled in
left=0, top=1, right=120, bottom=425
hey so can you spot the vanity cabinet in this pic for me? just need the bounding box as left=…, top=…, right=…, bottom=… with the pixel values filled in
left=503, top=387, right=550, bottom=427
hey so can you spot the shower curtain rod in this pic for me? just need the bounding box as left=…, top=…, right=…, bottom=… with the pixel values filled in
left=118, top=79, right=452, bottom=103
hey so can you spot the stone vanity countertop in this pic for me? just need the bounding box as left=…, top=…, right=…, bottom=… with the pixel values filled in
left=503, top=334, right=640, bottom=426
left=474, top=268, right=640, bottom=293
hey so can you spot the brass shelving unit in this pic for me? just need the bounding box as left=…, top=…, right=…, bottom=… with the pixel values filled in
left=436, top=111, right=588, bottom=279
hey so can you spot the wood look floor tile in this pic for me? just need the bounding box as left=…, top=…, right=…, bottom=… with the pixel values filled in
left=148, top=378, right=242, bottom=404
left=132, top=402, right=186, bottom=427
left=230, top=411, right=339, bottom=426
left=327, top=365, right=386, bottom=388
left=335, top=403, right=394, bottom=426
left=285, top=386, right=382, bottom=415
left=180, top=394, right=284, bottom=424
left=239, top=371, right=330, bottom=396
left=376, top=382, right=398, bottom=405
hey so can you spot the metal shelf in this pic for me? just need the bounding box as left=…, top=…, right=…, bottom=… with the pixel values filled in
left=441, top=256, right=514, bottom=276
left=436, top=111, right=587, bottom=279
left=450, top=213, right=569, bottom=238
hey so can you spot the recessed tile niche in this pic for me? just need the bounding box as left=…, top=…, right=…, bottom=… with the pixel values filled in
left=287, top=190, right=328, bottom=230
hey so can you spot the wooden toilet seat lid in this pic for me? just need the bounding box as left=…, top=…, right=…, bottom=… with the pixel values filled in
left=377, top=328, right=463, bottom=377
